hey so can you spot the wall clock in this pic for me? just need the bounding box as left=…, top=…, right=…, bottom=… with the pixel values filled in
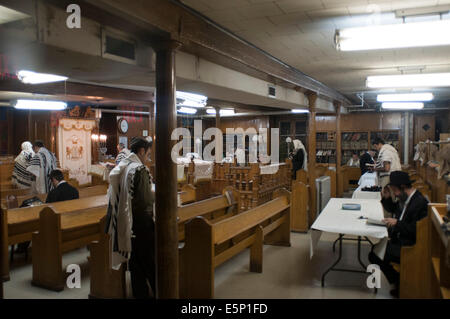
left=118, top=118, right=129, bottom=134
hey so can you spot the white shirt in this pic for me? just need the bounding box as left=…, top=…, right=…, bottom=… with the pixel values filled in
left=399, top=189, right=417, bottom=221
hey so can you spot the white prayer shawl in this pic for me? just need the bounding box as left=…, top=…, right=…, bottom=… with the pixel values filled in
left=293, top=139, right=308, bottom=171
left=115, top=148, right=131, bottom=165
left=106, top=153, right=145, bottom=269
left=27, top=147, right=57, bottom=194
left=376, top=144, right=401, bottom=177
left=12, top=142, right=34, bottom=189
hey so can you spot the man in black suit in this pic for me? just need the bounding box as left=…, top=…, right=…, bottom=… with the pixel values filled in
left=45, top=170, right=79, bottom=203
left=360, top=150, right=375, bottom=175
left=368, top=171, right=428, bottom=297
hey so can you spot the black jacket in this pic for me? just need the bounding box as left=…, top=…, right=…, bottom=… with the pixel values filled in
left=360, top=152, right=374, bottom=175
left=381, top=190, right=428, bottom=247
left=46, top=181, right=79, bottom=203
left=291, top=148, right=305, bottom=179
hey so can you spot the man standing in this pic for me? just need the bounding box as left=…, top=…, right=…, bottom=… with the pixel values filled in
left=290, top=139, right=307, bottom=179
left=12, top=141, right=34, bottom=189
left=46, top=170, right=79, bottom=203
left=27, top=141, right=57, bottom=194
left=368, top=171, right=428, bottom=297
left=105, top=137, right=155, bottom=299
left=371, top=137, right=401, bottom=187
left=360, top=150, right=375, bottom=175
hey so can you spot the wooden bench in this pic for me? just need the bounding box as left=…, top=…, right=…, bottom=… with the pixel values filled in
left=88, top=187, right=240, bottom=299
left=397, top=203, right=449, bottom=299
left=180, top=188, right=291, bottom=298
left=0, top=195, right=108, bottom=282
left=32, top=204, right=107, bottom=291
left=290, top=181, right=309, bottom=232
left=1, top=184, right=108, bottom=208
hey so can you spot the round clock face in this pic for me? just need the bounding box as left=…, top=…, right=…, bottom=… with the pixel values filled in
left=119, top=119, right=128, bottom=133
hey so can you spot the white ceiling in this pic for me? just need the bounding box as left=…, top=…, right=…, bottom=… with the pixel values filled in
left=181, top=0, right=450, bottom=105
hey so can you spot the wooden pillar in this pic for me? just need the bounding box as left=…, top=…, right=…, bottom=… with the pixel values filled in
left=215, top=107, right=222, bottom=161
left=154, top=40, right=181, bottom=299
left=335, top=102, right=342, bottom=197
left=149, top=101, right=156, bottom=164
left=215, top=107, right=221, bottom=129
left=307, top=93, right=317, bottom=224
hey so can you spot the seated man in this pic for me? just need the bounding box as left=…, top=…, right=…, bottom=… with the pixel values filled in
left=368, top=171, right=428, bottom=297
left=46, top=170, right=79, bottom=203
left=346, top=152, right=360, bottom=167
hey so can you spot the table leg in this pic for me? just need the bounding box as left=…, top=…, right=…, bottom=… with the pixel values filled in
left=357, top=236, right=367, bottom=269
left=322, top=235, right=343, bottom=287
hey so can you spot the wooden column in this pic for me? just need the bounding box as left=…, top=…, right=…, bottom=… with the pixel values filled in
left=307, top=93, right=317, bottom=224
left=149, top=101, right=156, bottom=164
left=154, top=40, right=181, bottom=299
left=335, top=102, right=342, bottom=197
left=215, top=107, right=221, bottom=129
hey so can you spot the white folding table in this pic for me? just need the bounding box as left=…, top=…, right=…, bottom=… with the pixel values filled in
left=311, top=198, right=388, bottom=287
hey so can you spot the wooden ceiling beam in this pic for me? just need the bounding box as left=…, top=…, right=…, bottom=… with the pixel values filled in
left=0, top=78, right=154, bottom=102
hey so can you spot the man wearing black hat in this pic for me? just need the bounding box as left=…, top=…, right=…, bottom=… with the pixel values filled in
left=368, top=171, right=428, bottom=297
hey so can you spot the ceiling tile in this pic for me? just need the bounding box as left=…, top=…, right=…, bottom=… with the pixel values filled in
left=275, top=0, right=325, bottom=14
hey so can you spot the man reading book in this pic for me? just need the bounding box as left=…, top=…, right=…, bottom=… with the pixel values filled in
left=368, top=171, right=428, bottom=297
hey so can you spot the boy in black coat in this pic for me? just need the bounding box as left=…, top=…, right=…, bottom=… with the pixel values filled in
left=46, top=170, right=79, bottom=203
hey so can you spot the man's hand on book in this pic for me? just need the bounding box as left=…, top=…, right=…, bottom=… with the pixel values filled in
left=383, top=218, right=397, bottom=227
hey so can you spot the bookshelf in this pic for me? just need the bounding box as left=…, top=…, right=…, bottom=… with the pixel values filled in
left=316, top=131, right=336, bottom=164
left=278, top=119, right=308, bottom=162
left=341, top=131, right=368, bottom=165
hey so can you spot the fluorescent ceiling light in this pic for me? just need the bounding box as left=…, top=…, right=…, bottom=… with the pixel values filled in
left=291, top=109, right=309, bottom=113
left=367, top=73, right=450, bottom=88
left=17, top=70, right=68, bottom=84
left=377, top=93, right=434, bottom=102
left=382, top=102, right=424, bottom=110
left=14, top=99, right=67, bottom=110
left=177, top=107, right=197, bottom=114
left=336, top=19, right=450, bottom=51
left=206, top=108, right=235, bottom=116
left=176, top=91, right=207, bottom=108
left=0, top=5, right=29, bottom=24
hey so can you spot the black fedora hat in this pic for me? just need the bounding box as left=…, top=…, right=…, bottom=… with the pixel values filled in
left=388, top=171, right=414, bottom=187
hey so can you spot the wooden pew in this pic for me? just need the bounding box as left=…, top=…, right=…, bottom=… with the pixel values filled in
left=32, top=204, right=107, bottom=291
left=0, top=195, right=107, bottom=282
left=1, top=184, right=108, bottom=208
left=0, top=187, right=32, bottom=200
left=88, top=187, right=240, bottom=299
left=398, top=203, right=449, bottom=299
left=179, top=184, right=196, bottom=205
left=227, top=161, right=291, bottom=212
left=290, top=181, right=309, bottom=232
left=180, top=189, right=291, bottom=298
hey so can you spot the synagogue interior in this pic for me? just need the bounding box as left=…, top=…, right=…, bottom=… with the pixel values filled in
left=0, top=0, right=449, bottom=301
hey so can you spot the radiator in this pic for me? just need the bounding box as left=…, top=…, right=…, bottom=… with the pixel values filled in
left=316, top=175, right=331, bottom=214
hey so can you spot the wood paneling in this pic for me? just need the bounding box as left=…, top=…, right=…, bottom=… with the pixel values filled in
left=414, top=114, right=436, bottom=145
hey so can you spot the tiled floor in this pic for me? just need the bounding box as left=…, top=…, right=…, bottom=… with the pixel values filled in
left=3, top=232, right=391, bottom=299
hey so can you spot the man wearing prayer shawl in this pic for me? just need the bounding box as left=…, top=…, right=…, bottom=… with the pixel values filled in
left=371, top=137, right=402, bottom=188
left=12, top=141, right=35, bottom=189
left=27, top=141, right=57, bottom=194
left=105, top=137, right=155, bottom=299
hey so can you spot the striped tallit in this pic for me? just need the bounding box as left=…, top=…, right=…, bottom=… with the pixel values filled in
left=12, top=142, right=34, bottom=189
left=105, top=152, right=149, bottom=269
left=27, top=147, right=57, bottom=194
